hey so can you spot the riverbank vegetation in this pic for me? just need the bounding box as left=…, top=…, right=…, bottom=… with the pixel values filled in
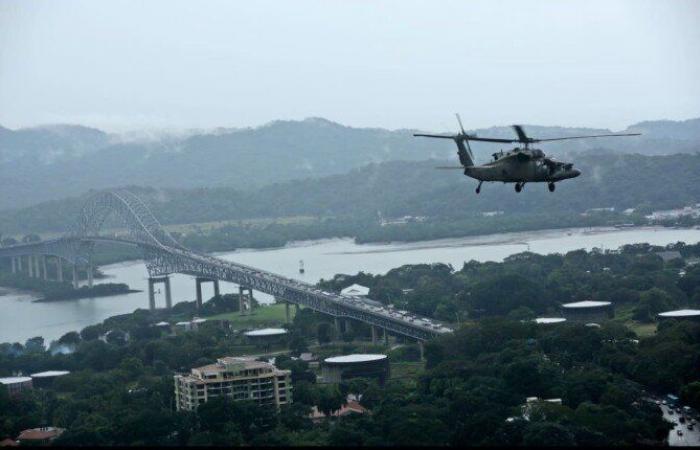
left=0, top=272, right=134, bottom=301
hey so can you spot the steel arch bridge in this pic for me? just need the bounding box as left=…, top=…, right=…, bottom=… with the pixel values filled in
left=0, top=190, right=452, bottom=341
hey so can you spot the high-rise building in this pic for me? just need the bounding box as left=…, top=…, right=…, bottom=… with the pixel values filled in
left=174, top=357, right=291, bottom=411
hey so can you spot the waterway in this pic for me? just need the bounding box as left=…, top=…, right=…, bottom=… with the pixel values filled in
left=1, top=225, right=699, bottom=344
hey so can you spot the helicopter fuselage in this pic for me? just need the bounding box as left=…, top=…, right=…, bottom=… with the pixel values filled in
left=465, top=148, right=581, bottom=183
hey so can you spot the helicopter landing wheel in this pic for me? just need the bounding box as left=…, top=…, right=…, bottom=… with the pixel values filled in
left=548, top=182, right=556, bottom=192
left=515, top=182, right=523, bottom=193
left=476, top=181, right=482, bottom=194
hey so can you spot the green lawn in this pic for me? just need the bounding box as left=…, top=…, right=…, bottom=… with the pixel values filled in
left=626, top=321, right=657, bottom=338
left=390, top=361, right=425, bottom=380
left=206, top=303, right=295, bottom=329
left=613, top=303, right=657, bottom=338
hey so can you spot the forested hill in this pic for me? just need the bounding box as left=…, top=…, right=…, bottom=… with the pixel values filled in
left=2, top=151, right=700, bottom=236
left=1, top=117, right=699, bottom=210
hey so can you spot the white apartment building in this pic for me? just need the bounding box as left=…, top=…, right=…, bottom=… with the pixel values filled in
left=174, top=356, right=291, bottom=411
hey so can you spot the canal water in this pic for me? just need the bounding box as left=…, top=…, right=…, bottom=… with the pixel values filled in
left=1, top=226, right=699, bottom=344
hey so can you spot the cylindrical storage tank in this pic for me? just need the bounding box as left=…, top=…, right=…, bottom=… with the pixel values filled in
left=657, top=309, right=700, bottom=322
left=30, top=371, right=70, bottom=388
left=0, top=377, right=33, bottom=396
left=560, top=301, right=613, bottom=323
left=321, top=354, right=389, bottom=385
left=533, top=317, right=567, bottom=325
left=244, top=328, right=288, bottom=347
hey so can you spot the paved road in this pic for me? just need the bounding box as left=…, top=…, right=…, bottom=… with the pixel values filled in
left=660, top=404, right=700, bottom=447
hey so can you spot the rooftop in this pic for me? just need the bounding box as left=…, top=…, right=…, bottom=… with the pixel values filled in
left=244, top=328, right=288, bottom=337
left=17, top=427, right=64, bottom=442
left=193, top=356, right=278, bottom=375
left=562, top=300, right=611, bottom=309
left=341, top=283, right=370, bottom=297
left=656, top=250, right=683, bottom=262
left=325, top=354, right=387, bottom=364
left=309, top=400, right=368, bottom=421
left=534, top=317, right=567, bottom=324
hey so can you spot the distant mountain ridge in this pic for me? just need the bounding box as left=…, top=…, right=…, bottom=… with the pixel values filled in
left=0, top=116, right=698, bottom=210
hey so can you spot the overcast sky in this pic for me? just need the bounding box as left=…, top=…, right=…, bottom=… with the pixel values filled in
left=1, top=0, right=699, bottom=132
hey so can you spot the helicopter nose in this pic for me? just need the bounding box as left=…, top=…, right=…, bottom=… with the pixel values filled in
left=571, top=169, right=581, bottom=178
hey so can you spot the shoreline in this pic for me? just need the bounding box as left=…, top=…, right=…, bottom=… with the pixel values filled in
left=32, top=289, right=142, bottom=303
left=103, top=224, right=695, bottom=267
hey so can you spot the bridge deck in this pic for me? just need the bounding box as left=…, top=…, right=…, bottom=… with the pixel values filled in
left=0, top=237, right=454, bottom=340
left=181, top=248, right=453, bottom=339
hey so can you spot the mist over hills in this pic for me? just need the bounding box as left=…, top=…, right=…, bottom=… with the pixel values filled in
left=0, top=117, right=699, bottom=211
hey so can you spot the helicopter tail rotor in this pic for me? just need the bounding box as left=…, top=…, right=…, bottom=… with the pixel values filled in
left=413, top=114, right=475, bottom=167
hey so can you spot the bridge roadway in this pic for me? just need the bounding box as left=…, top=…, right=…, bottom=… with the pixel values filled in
left=162, top=244, right=453, bottom=341
left=0, top=190, right=453, bottom=341
left=1, top=236, right=452, bottom=341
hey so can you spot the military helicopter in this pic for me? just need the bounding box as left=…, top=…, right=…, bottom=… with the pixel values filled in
left=414, top=115, right=640, bottom=193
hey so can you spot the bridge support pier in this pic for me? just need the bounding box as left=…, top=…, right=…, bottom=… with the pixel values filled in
left=334, top=317, right=341, bottom=336
left=195, top=277, right=220, bottom=310
left=418, top=340, right=425, bottom=361
left=33, top=255, right=40, bottom=279
left=285, top=302, right=291, bottom=324
left=28, top=255, right=34, bottom=278
left=87, top=264, right=93, bottom=288
left=371, top=325, right=377, bottom=344
left=164, top=277, right=172, bottom=309
left=16, top=256, right=22, bottom=273
left=238, top=286, right=253, bottom=315
left=196, top=278, right=203, bottom=309
left=384, top=328, right=389, bottom=346
left=149, top=276, right=172, bottom=311
left=72, top=265, right=79, bottom=289
left=41, top=256, right=48, bottom=281
left=11, top=257, right=16, bottom=274
left=149, top=278, right=156, bottom=311
left=56, top=257, right=63, bottom=283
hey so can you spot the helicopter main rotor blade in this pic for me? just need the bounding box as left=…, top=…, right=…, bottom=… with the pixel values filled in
left=415, top=133, right=515, bottom=144
left=464, top=136, right=516, bottom=143
left=513, top=125, right=530, bottom=143
left=416, top=122, right=642, bottom=146
left=435, top=166, right=465, bottom=169
left=413, top=133, right=458, bottom=139
left=533, top=132, right=642, bottom=142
